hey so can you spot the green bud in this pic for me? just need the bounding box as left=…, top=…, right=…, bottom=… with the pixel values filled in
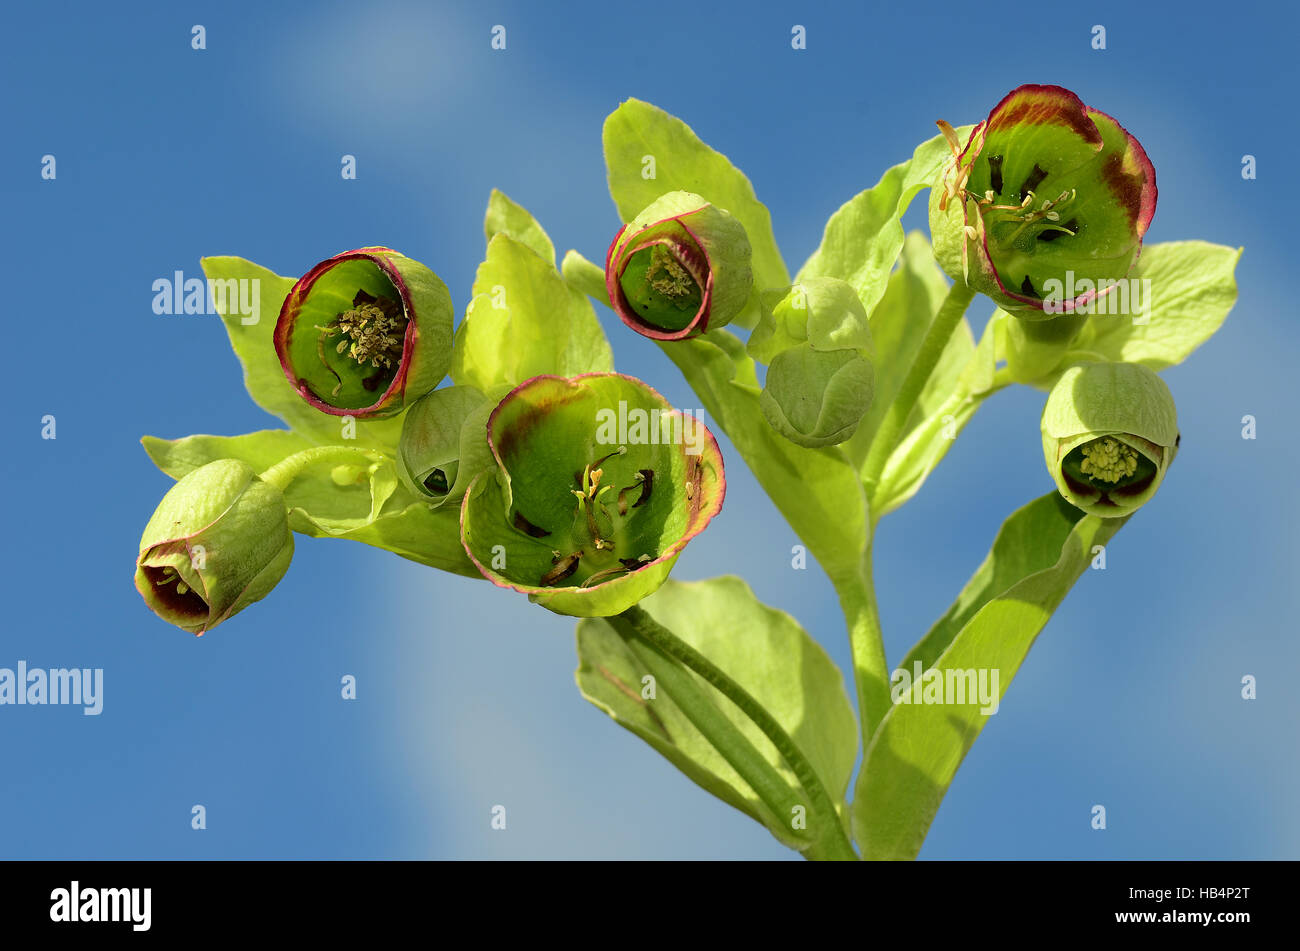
left=1041, top=362, right=1179, bottom=517
left=134, top=459, right=294, bottom=635
left=397, top=385, right=496, bottom=505
left=606, top=191, right=753, bottom=340
left=748, top=278, right=875, bottom=448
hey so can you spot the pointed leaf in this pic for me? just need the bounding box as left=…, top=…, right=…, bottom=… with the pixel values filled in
left=577, top=577, right=857, bottom=847
left=484, top=188, right=556, bottom=264
left=450, top=234, right=613, bottom=391
left=854, top=495, right=1128, bottom=859
left=797, top=128, right=971, bottom=317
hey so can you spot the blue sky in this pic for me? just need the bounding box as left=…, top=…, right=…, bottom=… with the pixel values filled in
left=1, top=0, right=1296, bottom=859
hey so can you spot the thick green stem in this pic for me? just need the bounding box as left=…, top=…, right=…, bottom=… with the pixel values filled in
left=831, top=545, right=890, bottom=744
left=612, top=606, right=859, bottom=860
left=861, top=281, right=976, bottom=492
left=259, top=446, right=386, bottom=492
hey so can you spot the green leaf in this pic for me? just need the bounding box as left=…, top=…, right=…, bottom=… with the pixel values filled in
left=484, top=188, right=555, bottom=265
left=796, top=128, right=971, bottom=317
left=450, top=234, right=614, bottom=391
left=853, top=493, right=1128, bottom=859
left=576, top=576, right=857, bottom=848
left=199, top=257, right=405, bottom=453
left=603, top=99, right=789, bottom=306
left=1070, top=240, right=1242, bottom=372
left=993, top=242, right=1243, bottom=390
left=871, top=316, right=1000, bottom=519
left=141, top=431, right=477, bottom=577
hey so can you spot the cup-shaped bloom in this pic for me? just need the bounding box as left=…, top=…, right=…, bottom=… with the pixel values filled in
left=397, top=384, right=495, bottom=505
left=1041, top=362, right=1178, bottom=517
left=275, top=247, right=454, bottom=417
left=460, top=373, right=725, bottom=617
left=134, top=459, right=294, bottom=635
left=929, top=85, right=1156, bottom=319
left=748, top=278, right=875, bottom=448
left=605, top=191, right=752, bottom=340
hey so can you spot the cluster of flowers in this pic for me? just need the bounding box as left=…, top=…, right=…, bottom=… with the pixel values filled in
left=134, top=84, right=1174, bottom=637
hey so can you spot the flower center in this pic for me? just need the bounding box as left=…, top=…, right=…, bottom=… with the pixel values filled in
left=619, top=243, right=703, bottom=331
left=537, top=447, right=659, bottom=588
left=1078, top=436, right=1138, bottom=484
left=314, top=290, right=408, bottom=395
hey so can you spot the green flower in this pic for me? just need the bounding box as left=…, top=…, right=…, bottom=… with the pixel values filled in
left=605, top=191, right=752, bottom=340
left=134, top=459, right=293, bottom=635
left=748, top=278, right=875, bottom=448
left=274, top=247, right=454, bottom=417
left=929, top=84, right=1157, bottom=319
left=460, top=373, right=725, bottom=616
left=1041, top=362, right=1179, bottom=517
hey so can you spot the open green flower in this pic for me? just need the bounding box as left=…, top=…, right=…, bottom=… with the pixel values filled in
left=1041, top=362, right=1178, bottom=517
left=605, top=191, right=752, bottom=340
left=748, top=278, right=875, bottom=448
left=930, top=84, right=1156, bottom=319
left=461, top=373, right=725, bottom=616
left=134, top=459, right=293, bottom=635
left=274, top=247, right=454, bottom=417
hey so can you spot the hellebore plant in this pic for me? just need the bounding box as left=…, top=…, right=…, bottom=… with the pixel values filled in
left=135, top=84, right=1240, bottom=859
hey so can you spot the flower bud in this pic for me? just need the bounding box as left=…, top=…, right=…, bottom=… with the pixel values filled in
left=748, top=278, right=875, bottom=448
left=1041, top=362, right=1178, bottom=517
left=275, top=247, right=454, bottom=417
left=929, top=84, right=1156, bottom=319
left=397, top=385, right=495, bottom=505
left=605, top=191, right=752, bottom=340
left=135, top=459, right=294, bottom=635
left=460, top=373, right=725, bottom=616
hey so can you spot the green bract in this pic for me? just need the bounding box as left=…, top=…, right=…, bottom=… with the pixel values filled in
left=1041, top=362, right=1179, bottom=517
left=275, top=247, right=454, bottom=417
left=460, top=373, right=725, bottom=616
left=605, top=191, right=753, bottom=340
left=134, top=459, right=293, bottom=636
left=929, top=84, right=1156, bottom=319
left=748, top=277, right=875, bottom=448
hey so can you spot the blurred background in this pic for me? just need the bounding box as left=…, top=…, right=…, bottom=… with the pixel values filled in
left=1, top=0, right=1295, bottom=859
